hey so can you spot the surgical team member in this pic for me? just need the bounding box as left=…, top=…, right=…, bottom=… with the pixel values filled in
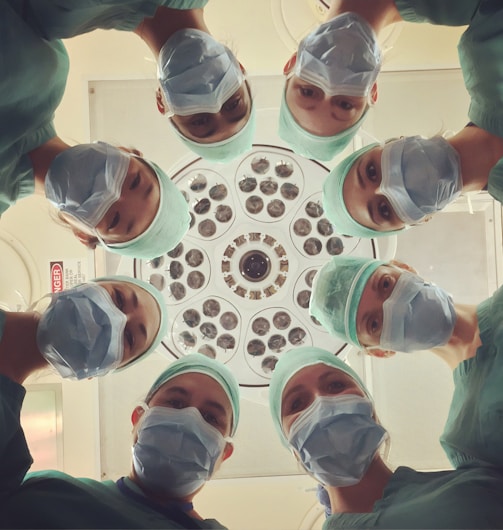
left=0, top=353, right=240, bottom=528
left=322, top=124, right=503, bottom=237
left=269, top=346, right=503, bottom=528
left=0, top=275, right=167, bottom=381
left=2, top=2, right=189, bottom=259
left=9, top=0, right=256, bottom=162
left=279, top=0, right=501, bottom=161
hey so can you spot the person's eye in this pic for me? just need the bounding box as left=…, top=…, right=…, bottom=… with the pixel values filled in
left=190, top=115, right=210, bottom=127
left=366, top=162, right=377, bottom=182
left=202, top=411, right=219, bottom=427
left=114, top=288, right=125, bottom=311
left=223, top=96, right=241, bottom=112
left=130, top=172, right=141, bottom=191
left=378, top=200, right=391, bottom=220
left=299, top=87, right=315, bottom=98
left=124, top=326, right=134, bottom=349
left=108, top=212, right=120, bottom=230
left=287, top=395, right=307, bottom=415
left=166, top=399, right=185, bottom=409
left=326, top=380, right=345, bottom=393
left=369, top=316, right=381, bottom=335
left=338, top=100, right=354, bottom=111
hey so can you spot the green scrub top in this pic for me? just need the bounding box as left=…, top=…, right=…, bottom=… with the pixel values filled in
left=0, top=374, right=226, bottom=529
left=7, top=0, right=209, bottom=40
left=323, top=466, right=503, bottom=529
left=322, top=287, right=503, bottom=529
left=0, top=1, right=69, bottom=216
left=440, top=285, right=503, bottom=469
left=395, top=0, right=503, bottom=139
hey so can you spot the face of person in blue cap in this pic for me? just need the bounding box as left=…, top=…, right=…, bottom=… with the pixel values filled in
left=284, top=60, right=375, bottom=138
left=59, top=156, right=160, bottom=249
left=156, top=81, right=252, bottom=145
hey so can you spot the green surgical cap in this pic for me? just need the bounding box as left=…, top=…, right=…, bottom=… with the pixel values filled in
left=146, top=353, right=240, bottom=436
left=269, top=346, right=371, bottom=446
left=93, top=275, right=168, bottom=370
left=322, top=143, right=404, bottom=238
left=107, top=159, right=190, bottom=259
left=170, top=105, right=256, bottom=163
left=310, top=256, right=384, bottom=346
left=278, top=90, right=367, bottom=162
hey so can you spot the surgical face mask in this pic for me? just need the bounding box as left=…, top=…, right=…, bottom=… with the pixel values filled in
left=45, top=142, right=130, bottom=230
left=36, top=283, right=126, bottom=380
left=380, top=136, right=462, bottom=225
left=379, top=270, right=457, bottom=353
left=295, top=13, right=381, bottom=97
left=158, top=28, right=244, bottom=117
left=288, top=394, right=387, bottom=487
left=132, top=406, right=229, bottom=497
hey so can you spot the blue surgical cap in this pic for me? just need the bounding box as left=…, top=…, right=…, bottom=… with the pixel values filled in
left=322, top=143, right=404, bottom=238
left=269, top=346, right=371, bottom=446
left=169, top=104, right=256, bottom=163
left=107, top=159, right=190, bottom=259
left=93, top=275, right=168, bottom=370
left=146, top=353, right=240, bottom=436
left=278, top=90, right=368, bottom=161
left=310, top=256, right=384, bottom=346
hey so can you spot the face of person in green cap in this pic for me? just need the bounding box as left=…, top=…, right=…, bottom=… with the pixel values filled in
left=284, top=57, right=375, bottom=138
left=98, top=280, right=162, bottom=367
left=141, top=372, right=234, bottom=439
left=129, top=371, right=234, bottom=502
left=341, top=144, right=407, bottom=232
left=281, top=363, right=366, bottom=436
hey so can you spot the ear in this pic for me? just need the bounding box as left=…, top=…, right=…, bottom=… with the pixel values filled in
left=283, top=53, right=297, bottom=76
left=156, top=87, right=167, bottom=115
left=72, top=228, right=99, bottom=250
left=222, top=442, right=234, bottom=462
left=369, top=82, right=378, bottom=105
left=389, top=259, right=417, bottom=275
left=131, top=405, right=145, bottom=426
left=364, top=348, right=396, bottom=359
left=411, top=214, right=433, bottom=226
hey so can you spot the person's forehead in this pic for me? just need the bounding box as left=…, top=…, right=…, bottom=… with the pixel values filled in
left=282, top=363, right=351, bottom=396
left=156, top=372, right=232, bottom=408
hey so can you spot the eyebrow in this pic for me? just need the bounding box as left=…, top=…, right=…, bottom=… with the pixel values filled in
left=132, top=290, right=138, bottom=309
left=139, top=323, right=147, bottom=340
left=357, top=160, right=366, bottom=190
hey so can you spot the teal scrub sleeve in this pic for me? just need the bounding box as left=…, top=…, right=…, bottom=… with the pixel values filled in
left=9, top=0, right=209, bottom=40
left=0, top=374, right=33, bottom=498
left=440, top=285, right=503, bottom=469
left=0, top=1, right=69, bottom=214
left=458, top=3, right=503, bottom=139
left=487, top=157, right=503, bottom=204
left=323, top=466, right=503, bottom=529
left=393, top=0, right=479, bottom=25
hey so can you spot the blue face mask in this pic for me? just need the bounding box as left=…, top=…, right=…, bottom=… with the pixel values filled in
left=132, top=406, right=230, bottom=497
left=36, top=283, right=126, bottom=380
left=379, top=270, right=457, bottom=353
left=295, top=13, right=381, bottom=97
left=288, top=394, right=387, bottom=487
left=380, top=136, right=462, bottom=224
left=45, top=142, right=130, bottom=230
left=158, top=29, right=244, bottom=117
